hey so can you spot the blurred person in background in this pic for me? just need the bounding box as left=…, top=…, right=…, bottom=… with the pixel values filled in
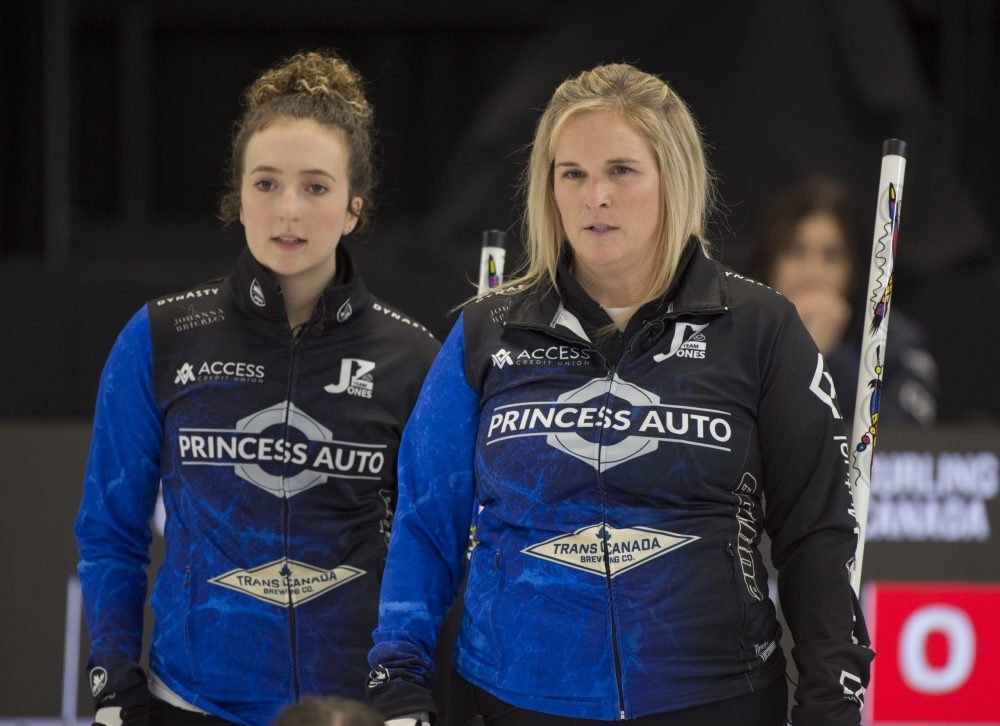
left=750, top=174, right=938, bottom=425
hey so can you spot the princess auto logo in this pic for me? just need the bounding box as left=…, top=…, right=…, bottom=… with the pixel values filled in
left=486, top=374, right=734, bottom=472
left=523, top=523, right=699, bottom=577
left=177, top=401, right=387, bottom=497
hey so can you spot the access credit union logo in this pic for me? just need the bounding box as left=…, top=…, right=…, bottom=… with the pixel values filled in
left=865, top=581, right=1000, bottom=723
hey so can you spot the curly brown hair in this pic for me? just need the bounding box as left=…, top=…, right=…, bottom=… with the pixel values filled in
left=218, top=50, right=376, bottom=232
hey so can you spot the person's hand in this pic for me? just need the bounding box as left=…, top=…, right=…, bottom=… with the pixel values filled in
left=785, top=286, right=852, bottom=356
left=91, top=682, right=150, bottom=726
left=93, top=706, right=124, bottom=726
left=385, top=713, right=429, bottom=726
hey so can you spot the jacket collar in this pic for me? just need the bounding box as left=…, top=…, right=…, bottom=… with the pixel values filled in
left=663, top=239, right=730, bottom=317
left=506, top=237, right=729, bottom=337
left=226, top=244, right=370, bottom=335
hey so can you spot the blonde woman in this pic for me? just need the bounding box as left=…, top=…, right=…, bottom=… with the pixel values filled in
left=368, top=63, right=872, bottom=726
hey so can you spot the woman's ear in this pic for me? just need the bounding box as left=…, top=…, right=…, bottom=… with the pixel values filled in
left=345, top=197, right=363, bottom=234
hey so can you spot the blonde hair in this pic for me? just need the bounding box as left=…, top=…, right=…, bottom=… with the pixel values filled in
left=218, top=50, right=376, bottom=231
left=506, top=62, right=714, bottom=303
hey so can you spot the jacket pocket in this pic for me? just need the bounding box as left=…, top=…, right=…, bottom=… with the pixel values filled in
left=725, top=540, right=750, bottom=655
left=462, top=546, right=507, bottom=670
left=182, top=564, right=202, bottom=684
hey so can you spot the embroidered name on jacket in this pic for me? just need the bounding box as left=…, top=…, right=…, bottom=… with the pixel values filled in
left=486, top=373, right=733, bottom=471
left=177, top=400, right=387, bottom=496
left=523, top=524, right=699, bottom=577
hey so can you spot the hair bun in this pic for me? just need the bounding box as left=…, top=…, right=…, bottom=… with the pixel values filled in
left=246, top=50, right=372, bottom=120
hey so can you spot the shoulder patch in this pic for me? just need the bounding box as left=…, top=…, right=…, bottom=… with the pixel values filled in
left=369, top=300, right=435, bottom=338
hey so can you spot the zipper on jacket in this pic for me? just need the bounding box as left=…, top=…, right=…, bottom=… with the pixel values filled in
left=598, top=363, right=628, bottom=720
left=505, top=321, right=632, bottom=715
left=282, top=329, right=304, bottom=701
left=183, top=565, right=195, bottom=673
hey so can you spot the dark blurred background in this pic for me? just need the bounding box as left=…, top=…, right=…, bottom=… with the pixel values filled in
left=1, top=1, right=999, bottom=720
left=1, top=0, right=998, bottom=421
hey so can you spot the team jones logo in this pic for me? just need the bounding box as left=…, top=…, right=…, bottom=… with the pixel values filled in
left=653, top=322, right=710, bottom=362
left=325, top=358, right=375, bottom=398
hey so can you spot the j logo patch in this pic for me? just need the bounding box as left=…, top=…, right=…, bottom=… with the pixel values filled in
left=325, top=358, right=376, bottom=398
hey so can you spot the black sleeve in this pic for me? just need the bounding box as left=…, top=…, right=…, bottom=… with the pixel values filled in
left=758, top=305, right=874, bottom=726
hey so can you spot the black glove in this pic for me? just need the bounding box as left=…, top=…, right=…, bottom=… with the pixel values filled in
left=89, top=665, right=151, bottom=726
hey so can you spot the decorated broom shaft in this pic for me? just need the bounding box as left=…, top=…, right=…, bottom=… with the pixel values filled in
left=478, top=229, right=507, bottom=294
left=849, top=138, right=907, bottom=594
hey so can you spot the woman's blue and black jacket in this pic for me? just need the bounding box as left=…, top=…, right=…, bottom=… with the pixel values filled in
left=75, top=246, right=439, bottom=726
left=368, top=242, right=873, bottom=726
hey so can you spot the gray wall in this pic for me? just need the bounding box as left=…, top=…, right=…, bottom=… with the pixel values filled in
left=2, top=422, right=94, bottom=717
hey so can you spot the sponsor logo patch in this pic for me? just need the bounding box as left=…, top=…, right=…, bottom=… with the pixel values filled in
left=367, top=664, right=390, bottom=689
left=653, top=322, right=710, bottom=362
left=523, top=523, right=699, bottom=577
left=490, top=344, right=592, bottom=369
left=486, top=374, right=733, bottom=471
left=491, top=348, right=514, bottom=369
left=324, top=358, right=375, bottom=398
left=209, top=558, right=364, bottom=606
left=177, top=400, right=387, bottom=496
left=156, top=288, right=220, bottom=306
left=175, top=363, right=196, bottom=386
left=171, top=304, right=226, bottom=333
left=175, top=360, right=265, bottom=386
left=734, top=472, right=764, bottom=601
left=840, top=669, right=866, bottom=705
left=754, top=640, right=778, bottom=662
left=89, top=667, right=108, bottom=697
left=370, top=301, right=434, bottom=337
left=810, top=352, right=842, bottom=419
left=250, top=278, right=266, bottom=307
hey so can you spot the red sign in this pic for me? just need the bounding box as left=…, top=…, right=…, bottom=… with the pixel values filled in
left=864, top=582, right=1000, bottom=723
